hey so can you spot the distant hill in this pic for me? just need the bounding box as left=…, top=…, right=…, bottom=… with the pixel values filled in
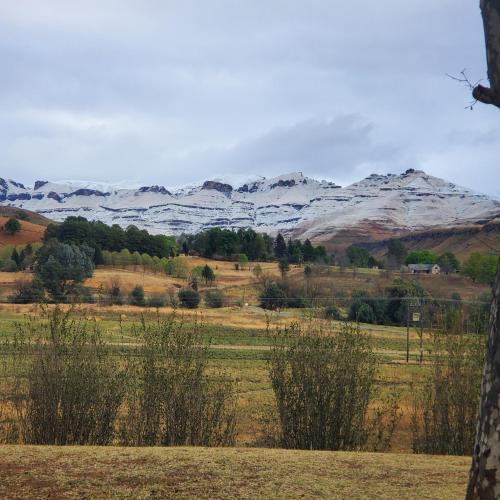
left=0, top=207, right=50, bottom=247
left=358, top=221, right=500, bottom=261
left=0, top=206, right=53, bottom=227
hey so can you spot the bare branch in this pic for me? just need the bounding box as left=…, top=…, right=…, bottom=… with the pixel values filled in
left=446, top=69, right=482, bottom=110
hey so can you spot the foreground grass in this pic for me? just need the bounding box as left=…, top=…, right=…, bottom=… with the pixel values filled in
left=0, top=445, right=469, bottom=499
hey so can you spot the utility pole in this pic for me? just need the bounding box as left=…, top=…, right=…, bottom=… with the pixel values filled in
left=406, top=298, right=410, bottom=363
left=419, top=298, right=424, bottom=365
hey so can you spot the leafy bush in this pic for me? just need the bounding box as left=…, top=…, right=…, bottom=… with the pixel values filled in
left=165, top=257, right=189, bottom=279
left=201, top=264, right=216, bottom=284
left=437, top=252, right=460, bottom=273
left=129, top=285, right=145, bottom=307
left=346, top=245, right=380, bottom=268
left=405, top=250, right=437, bottom=265
left=268, top=321, right=381, bottom=450
left=8, top=307, right=125, bottom=445
left=147, top=294, right=166, bottom=308
left=9, top=278, right=45, bottom=304
left=384, top=279, right=425, bottom=325
left=34, top=240, right=95, bottom=302
left=259, top=282, right=287, bottom=311
left=178, top=289, right=200, bottom=309
left=1, top=258, right=18, bottom=272
left=205, top=289, right=225, bottom=308
left=4, top=217, right=21, bottom=235
left=106, top=281, right=124, bottom=305
left=463, top=252, right=499, bottom=284
left=324, top=304, right=342, bottom=320
left=120, top=315, right=236, bottom=446
left=348, top=291, right=386, bottom=324
left=411, top=330, right=484, bottom=455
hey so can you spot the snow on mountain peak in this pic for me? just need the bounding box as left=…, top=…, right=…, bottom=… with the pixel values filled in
left=0, top=170, right=497, bottom=241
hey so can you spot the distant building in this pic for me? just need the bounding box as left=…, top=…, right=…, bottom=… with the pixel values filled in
left=408, top=263, right=441, bottom=275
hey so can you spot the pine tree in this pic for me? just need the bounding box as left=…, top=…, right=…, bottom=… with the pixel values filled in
left=201, top=264, right=215, bottom=285
left=274, top=233, right=287, bottom=259
left=11, top=248, right=20, bottom=268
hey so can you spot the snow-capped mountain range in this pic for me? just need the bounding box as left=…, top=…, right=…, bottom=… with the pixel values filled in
left=0, top=170, right=498, bottom=242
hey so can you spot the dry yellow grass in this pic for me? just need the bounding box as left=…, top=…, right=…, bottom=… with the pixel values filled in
left=0, top=217, right=46, bottom=247
left=0, top=445, right=470, bottom=499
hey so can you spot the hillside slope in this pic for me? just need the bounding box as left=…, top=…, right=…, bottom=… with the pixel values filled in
left=0, top=170, right=497, bottom=241
left=0, top=445, right=469, bottom=499
left=0, top=216, right=47, bottom=247
left=359, top=221, right=500, bottom=260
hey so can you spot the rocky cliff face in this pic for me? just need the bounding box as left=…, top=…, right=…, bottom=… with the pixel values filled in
left=0, top=170, right=498, bottom=241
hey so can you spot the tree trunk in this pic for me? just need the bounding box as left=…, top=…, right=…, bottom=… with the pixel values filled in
left=466, top=266, right=500, bottom=499
left=473, top=0, right=500, bottom=108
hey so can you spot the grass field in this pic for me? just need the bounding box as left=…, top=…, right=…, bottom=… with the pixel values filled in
left=0, top=258, right=486, bottom=498
left=0, top=300, right=457, bottom=451
left=0, top=445, right=470, bottom=499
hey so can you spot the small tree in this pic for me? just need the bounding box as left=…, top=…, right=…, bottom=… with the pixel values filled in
left=274, top=233, right=287, bottom=259
left=304, top=264, right=313, bottom=279
left=205, top=289, right=225, bottom=308
left=121, top=314, right=235, bottom=446
left=387, top=239, right=407, bottom=268
left=268, top=321, right=378, bottom=450
left=11, top=248, right=21, bottom=268
left=107, top=280, right=124, bottom=305
left=178, top=289, right=200, bottom=309
left=278, top=259, right=290, bottom=279
left=411, top=330, right=483, bottom=455
left=201, top=264, right=216, bottom=285
left=260, top=282, right=287, bottom=311
left=9, top=278, right=45, bottom=304
left=9, top=307, right=125, bottom=445
left=253, top=264, right=262, bottom=278
left=34, top=240, right=95, bottom=302
left=4, top=217, right=21, bottom=235
left=129, top=285, right=146, bottom=307
left=237, top=253, right=249, bottom=270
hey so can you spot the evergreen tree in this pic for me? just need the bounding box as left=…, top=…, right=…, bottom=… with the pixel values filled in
left=279, top=259, right=290, bottom=279
left=201, top=264, right=215, bottom=285
left=35, top=240, right=95, bottom=302
left=4, top=217, right=21, bottom=235
left=11, top=248, right=21, bottom=268
left=129, top=285, right=146, bottom=307
left=387, top=239, right=407, bottom=267
left=302, top=239, right=315, bottom=262
left=274, top=233, right=287, bottom=259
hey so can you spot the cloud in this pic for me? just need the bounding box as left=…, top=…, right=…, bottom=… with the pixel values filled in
left=0, top=1, right=498, bottom=196
left=173, top=115, right=405, bottom=185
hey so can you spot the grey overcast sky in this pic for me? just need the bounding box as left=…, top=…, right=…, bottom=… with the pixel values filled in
left=0, top=0, right=498, bottom=195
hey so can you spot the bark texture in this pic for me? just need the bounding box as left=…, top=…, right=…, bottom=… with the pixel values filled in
left=474, top=0, right=500, bottom=108
left=466, top=266, right=500, bottom=499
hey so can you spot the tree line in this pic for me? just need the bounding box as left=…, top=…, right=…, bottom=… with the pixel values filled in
left=44, top=216, right=178, bottom=262
left=345, top=239, right=498, bottom=284
left=179, top=227, right=328, bottom=263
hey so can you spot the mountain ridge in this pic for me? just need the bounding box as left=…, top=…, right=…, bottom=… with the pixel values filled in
left=0, top=169, right=498, bottom=243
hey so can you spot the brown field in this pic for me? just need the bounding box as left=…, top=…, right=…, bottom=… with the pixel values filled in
left=0, top=445, right=470, bottom=499
left=83, top=258, right=489, bottom=304
left=0, top=217, right=46, bottom=247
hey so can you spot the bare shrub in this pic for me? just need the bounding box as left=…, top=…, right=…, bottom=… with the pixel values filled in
left=120, top=314, right=236, bottom=446
left=411, top=330, right=484, bottom=455
left=268, top=321, right=382, bottom=450
left=8, top=306, right=125, bottom=445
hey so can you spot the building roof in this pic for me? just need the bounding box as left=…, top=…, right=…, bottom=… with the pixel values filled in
left=408, top=263, right=439, bottom=271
